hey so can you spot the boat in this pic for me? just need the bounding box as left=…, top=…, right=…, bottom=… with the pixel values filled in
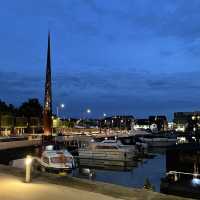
left=38, top=145, right=75, bottom=172
left=78, top=140, right=137, bottom=162
left=136, top=134, right=176, bottom=147
left=139, top=136, right=177, bottom=147
left=129, top=130, right=177, bottom=147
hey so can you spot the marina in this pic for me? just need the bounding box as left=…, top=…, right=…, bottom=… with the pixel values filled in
left=0, top=132, right=200, bottom=199
left=0, top=145, right=165, bottom=191
left=1, top=2, right=200, bottom=199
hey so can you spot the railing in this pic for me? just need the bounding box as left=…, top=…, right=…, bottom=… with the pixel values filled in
left=167, top=170, right=200, bottom=178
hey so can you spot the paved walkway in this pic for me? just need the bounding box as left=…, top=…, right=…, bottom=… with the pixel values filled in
left=0, top=173, right=123, bottom=200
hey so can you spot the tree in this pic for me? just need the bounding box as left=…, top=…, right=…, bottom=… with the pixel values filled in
left=18, top=98, right=43, bottom=119
left=0, top=100, right=16, bottom=115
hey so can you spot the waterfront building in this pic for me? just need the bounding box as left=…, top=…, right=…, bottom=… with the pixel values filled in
left=0, top=115, right=14, bottom=136
left=133, top=116, right=168, bottom=132
left=173, top=111, right=200, bottom=133
left=29, top=117, right=42, bottom=134
left=15, top=117, right=27, bottom=135
left=0, top=115, right=42, bottom=136
left=133, top=119, right=150, bottom=130
left=149, top=115, right=168, bottom=132
left=101, top=115, right=134, bottom=130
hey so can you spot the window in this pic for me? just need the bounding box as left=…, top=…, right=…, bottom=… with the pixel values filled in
left=50, top=156, right=71, bottom=163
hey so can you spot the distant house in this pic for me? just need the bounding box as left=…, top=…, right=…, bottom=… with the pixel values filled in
left=101, top=115, right=134, bottom=130
left=134, top=119, right=150, bottom=130
left=173, top=111, right=200, bottom=132
left=149, top=115, right=168, bottom=132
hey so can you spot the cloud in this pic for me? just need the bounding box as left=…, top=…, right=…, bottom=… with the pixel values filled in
left=1, top=68, right=200, bottom=118
left=1, top=0, right=200, bottom=119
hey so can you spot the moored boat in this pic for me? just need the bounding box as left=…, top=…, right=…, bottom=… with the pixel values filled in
left=38, top=145, right=75, bottom=172
left=78, top=140, right=137, bottom=161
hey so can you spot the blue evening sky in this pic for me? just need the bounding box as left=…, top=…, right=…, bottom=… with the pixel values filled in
left=1, top=0, right=200, bottom=119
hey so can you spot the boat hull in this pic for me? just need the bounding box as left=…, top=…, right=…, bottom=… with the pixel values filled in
left=78, top=149, right=135, bottom=161
left=140, top=138, right=177, bottom=147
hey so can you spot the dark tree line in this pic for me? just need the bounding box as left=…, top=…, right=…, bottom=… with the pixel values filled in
left=0, top=98, right=43, bottom=119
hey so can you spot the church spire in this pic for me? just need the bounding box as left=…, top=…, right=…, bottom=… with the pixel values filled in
left=43, top=32, right=52, bottom=135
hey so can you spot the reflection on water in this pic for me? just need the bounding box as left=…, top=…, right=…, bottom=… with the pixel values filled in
left=0, top=147, right=166, bottom=192
left=161, top=144, right=200, bottom=199
left=2, top=145, right=200, bottom=198
left=72, top=150, right=166, bottom=192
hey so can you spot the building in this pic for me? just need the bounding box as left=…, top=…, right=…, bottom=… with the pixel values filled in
left=174, top=111, right=200, bottom=132
left=0, top=115, right=42, bottom=136
left=149, top=115, right=168, bottom=132
left=100, top=115, right=134, bottom=130
left=133, top=119, right=150, bottom=130
left=15, top=117, right=28, bottom=134
left=0, top=115, right=14, bottom=136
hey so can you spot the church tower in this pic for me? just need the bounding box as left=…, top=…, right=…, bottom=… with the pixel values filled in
left=43, top=32, right=52, bottom=135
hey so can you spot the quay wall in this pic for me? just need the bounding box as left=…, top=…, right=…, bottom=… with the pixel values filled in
left=0, top=140, right=41, bottom=150
left=0, top=164, right=191, bottom=200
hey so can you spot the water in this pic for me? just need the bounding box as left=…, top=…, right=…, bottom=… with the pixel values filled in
left=0, top=147, right=166, bottom=192
left=2, top=144, right=200, bottom=199
left=72, top=150, right=166, bottom=191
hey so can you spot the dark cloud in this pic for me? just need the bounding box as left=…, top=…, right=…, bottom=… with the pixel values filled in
left=1, top=69, right=200, bottom=119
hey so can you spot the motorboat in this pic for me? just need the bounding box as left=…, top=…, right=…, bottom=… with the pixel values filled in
left=129, top=130, right=177, bottom=147
left=38, top=145, right=75, bottom=172
left=139, top=136, right=177, bottom=147
left=78, top=139, right=137, bottom=161
left=137, top=134, right=177, bottom=147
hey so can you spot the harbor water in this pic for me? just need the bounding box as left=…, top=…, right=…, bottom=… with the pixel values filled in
left=0, top=147, right=166, bottom=192
left=73, top=152, right=165, bottom=191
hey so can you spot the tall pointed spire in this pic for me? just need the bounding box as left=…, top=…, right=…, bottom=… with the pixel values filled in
left=43, top=32, right=52, bottom=135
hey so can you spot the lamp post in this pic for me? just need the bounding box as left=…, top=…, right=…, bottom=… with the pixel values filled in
left=101, top=113, right=107, bottom=134
left=120, top=119, right=124, bottom=134
left=85, top=109, right=91, bottom=129
left=56, top=103, right=65, bottom=118
left=25, top=155, right=32, bottom=183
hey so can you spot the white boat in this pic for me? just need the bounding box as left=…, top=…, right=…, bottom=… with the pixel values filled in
left=78, top=140, right=137, bottom=161
left=130, top=130, right=177, bottom=147
left=138, top=136, right=177, bottom=147
left=38, top=145, right=75, bottom=172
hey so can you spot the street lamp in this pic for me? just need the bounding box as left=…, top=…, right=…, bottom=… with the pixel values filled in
left=84, top=109, right=91, bottom=128
left=86, top=109, right=91, bottom=114
left=99, top=113, right=106, bottom=134
left=120, top=119, right=124, bottom=133
left=56, top=103, right=65, bottom=117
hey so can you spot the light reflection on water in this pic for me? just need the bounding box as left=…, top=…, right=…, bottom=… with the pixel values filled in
left=0, top=147, right=166, bottom=192
left=72, top=150, right=166, bottom=192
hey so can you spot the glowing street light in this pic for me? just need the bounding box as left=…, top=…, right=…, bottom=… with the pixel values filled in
left=57, top=103, right=65, bottom=117
left=86, top=109, right=91, bottom=114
